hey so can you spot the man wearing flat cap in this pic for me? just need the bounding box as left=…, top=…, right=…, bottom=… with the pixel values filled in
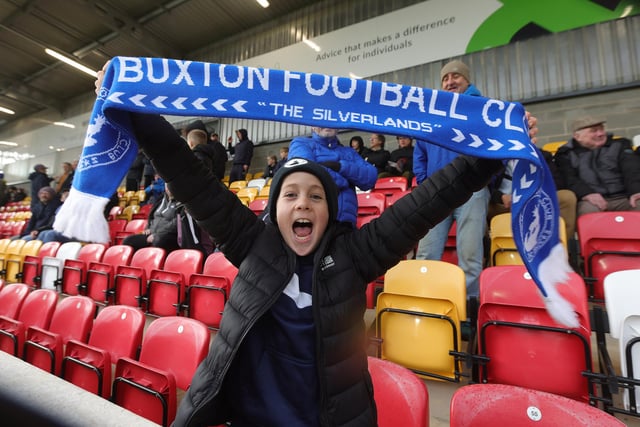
left=555, top=116, right=640, bottom=216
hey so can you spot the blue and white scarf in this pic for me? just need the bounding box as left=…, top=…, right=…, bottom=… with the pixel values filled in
left=54, top=56, right=577, bottom=327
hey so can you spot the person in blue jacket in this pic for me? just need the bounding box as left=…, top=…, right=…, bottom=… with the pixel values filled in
left=287, top=127, right=378, bottom=225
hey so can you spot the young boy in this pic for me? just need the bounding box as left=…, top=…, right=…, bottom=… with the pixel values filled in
left=124, top=112, right=502, bottom=427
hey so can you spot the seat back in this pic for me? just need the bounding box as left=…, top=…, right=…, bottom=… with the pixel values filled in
left=0, top=239, right=26, bottom=276
left=489, top=213, right=567, bottom=266
left=114, top=218, right=147, bottom=244
left=236, top=187, right=259, bottom=205
left=357, top=192, right=386, bottom=216
left=21, top=241, right=60, bottom=288
left=60, top=243, right=107, bottom=296
left=146, top=249, right=203, bottom=317
left=248, top=198, right=268, bottom=216
left=23, top=295, right=95, bottom=374
left=0, top=288, right=57, bottom=356
left=478, top=266, right=592, bottom=402
left=0, top=282, right=30, bottom=318
left=4, top=239, right=42, bottom=282
left=40, top=242, right=83, bottom=290
left=368, top=357, right=429, bottom=427
left=373, top=176, right=408, bottom=198
left=114, top=247, right=166, bottom=307
left=577, top=211, right=640, bottom=301
left=621, top=314, right=640, bottom=413
left=185, top=252, right=238, bottom=329
left=449, top=383, right=625, bottom=427
left=85, top=245, right=134, bottom=304
left=376, top=260, right=466, bottom=381
left=112, top=317, right=210, bottom=426
left=108, top=219, right=127, bottom=244
left=384, top=188, right=411, bottom=209
left=62, top=305, right=145, bottom=397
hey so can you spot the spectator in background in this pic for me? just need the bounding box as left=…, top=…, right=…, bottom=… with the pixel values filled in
left=287, top=127, right=377, bottom=226
left=185, top=120, right=216, bottom=174
left=555, top=116, right=640, bottom=216
left=142, top=155, right=155, bottom=189
left=263, top=154, right=278, bottom=179
left=350, top=135, right=368, bottom=158
left=28, top=164, right=53, bottom=208
left=379, top=135, right=414, bottom=181
left=54, top=162, right=74, bottom=194
left=229, top=129, right=254, bottom=182
left=122, top=184, right=181, bottom=253
left=209, top=132, right=229, bottom=180
left=0, top=172, right=7, bottom=207
left=18, top=187, right=61, bottom=241
left=144, top=174, right=166, bottom=207
left=364, top=133, right=391, bottom=176
left=274, top=146, right=289, bottom=175
left=35, top=191, right=80, bottom=244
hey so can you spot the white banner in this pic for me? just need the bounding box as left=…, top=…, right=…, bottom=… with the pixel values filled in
left=241, top=0, right=501, bottom=78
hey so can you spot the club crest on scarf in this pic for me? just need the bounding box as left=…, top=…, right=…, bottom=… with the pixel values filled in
left=519, top=191, right=555, bottom=263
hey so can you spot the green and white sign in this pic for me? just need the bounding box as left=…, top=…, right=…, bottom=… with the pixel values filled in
left=241, top=0, right=638, bottom=78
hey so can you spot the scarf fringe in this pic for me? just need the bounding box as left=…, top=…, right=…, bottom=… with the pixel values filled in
left=53, top=188, right=110, bottom=244
left=538, top=243, right=579, bottom=328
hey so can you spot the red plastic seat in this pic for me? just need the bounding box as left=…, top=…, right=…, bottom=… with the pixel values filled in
left=107, top=219, right=127, bottom=244
left=442, top=221, right=458, bottom=265
left=0, top=282, right=30, bottom=319
left=577, top=211, right=640, bottom=301
left=23, top=295, right=95, bottom=374
left=112, top=317, right=210, bottom=426
left=113, top=247, right=166, bottom=307
left=132, top=203, right=153, bottom=220
left=83, top=245, right=134, bottom=305
left=18, top=241, right=60, bottom=289
left=356, top=213, right=380, bottom=229
left=357, top=192, right=387, bottom=216
left=372, top=176, right=408, bottom=202
left=184, top=252, right=238, bottom=329
left=248, top=198, right=268, bottom=216
left=0, top=288, right=57, bottom=357
left=450, top=383, right=625, bottom=426
left=114, top=219, right=148, bottom=245
left=384, top=188, right=411, bottom=208
left=477, top=266, right=592, bottom=402
left=145, top=249, right=203, bottom=317
left=62, top=305, right=145, bottom=397
left=368, top=357, right=429, bottom=427
left=60, top=243, right=107, bottom=296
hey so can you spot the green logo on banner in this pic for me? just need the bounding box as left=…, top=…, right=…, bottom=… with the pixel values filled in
left=468, top=0, right=639, bottom=52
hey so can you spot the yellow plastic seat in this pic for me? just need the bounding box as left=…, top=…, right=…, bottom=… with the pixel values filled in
left=228, top=180, right=248, bottom=193
left=375, top=260, right=466, bottom=382
left=4, top=239, right=42, bottom=283
left=0, top=239, right=27, bottom=280
left=541, top=141, right=566, bottom=155
left=116, top=205, right=141, bottom=221
left=236, top=187, right=259, bottom=205
left=489, top=213, right=566, bottom=266
left=255, top=185, right=271, bottom=200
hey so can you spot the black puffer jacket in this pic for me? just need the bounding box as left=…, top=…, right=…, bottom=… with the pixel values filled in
left=130, top=113, right=502, bottom=427
left=555, top=135, right=640, bottom=199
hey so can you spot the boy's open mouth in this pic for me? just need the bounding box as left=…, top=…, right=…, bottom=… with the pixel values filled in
left=293, top=219, right=313, bottom=238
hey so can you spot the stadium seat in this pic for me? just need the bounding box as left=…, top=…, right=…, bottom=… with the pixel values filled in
left=356, top=213, right=379, bottom=229
left=599, top=269, right=640, bottom=415
left=248, top=198, right=268, bottom=216
left=3, top=239, right=42, bottom=283
left=368, top=357, right=429, bottom=427
left=0, top=288, right=57, bottom=357
left=24, top=295, right=95, bottom=375
left=577, top=211, right=640, bottom=301
left=112, top=247, right=166, bottom=308
left=236, top=187, right=259, bottom=205
left=489, top=213, right=567, bottom=266
left=228, top=180, right=247, bottom=193
left=184, top=251, right=239, bottom=329
left=450, top=383, right=624, bottom=426
left=83, top=245, right=134, bottom=305
left=144, top=249, right=203, bottom=317
left=476, top=266, right=592, bottom=402
left=40, top=241, right=83, bottom=290
left=0, top=239, right=26, bottom=279
left=540, top=140, right=567, bottom=155
left=60, top=243, right=107, bottom=296
left=107, top=219, right=127, bottom=244
left=442, top=220, right=458, bottom=265
left=62, top=305, right=145, bottom=397
left=357, top=192, right=386, bottom=216
left=0, top=282, right=30, bottom=319
left=114, top=218, right=147, bottom=245
left=375, top=259, right=466, bottom=382
left=372, top=176, right=408, bottom=202
left=132, top=203, right=153, bottom=220
left=107, top=205, right=123, bottom=221
left=112, top=317, right=210, bottom=426
left=17, top=241, right=60, bottom=288
left=384, top=188, right=410, bottom=209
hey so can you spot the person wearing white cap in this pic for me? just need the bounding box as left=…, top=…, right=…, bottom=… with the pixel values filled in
left=555, top=116, right=640, bottom=216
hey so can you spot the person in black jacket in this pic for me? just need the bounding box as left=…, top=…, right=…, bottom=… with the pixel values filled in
left=229, top=128, right=254, bottom=182
left=186, top=123, right=216, bottom=174
left=555, top=116, right=640, bottom=217
left=28, top=164, right=53, bottom=208
left=208, top=132, right=228, bottom=180
left=18, top=186, right=61, bottom=241
left=94, top=65, right=504, bottom=427
left=364, top=133, right=391, bottom=176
